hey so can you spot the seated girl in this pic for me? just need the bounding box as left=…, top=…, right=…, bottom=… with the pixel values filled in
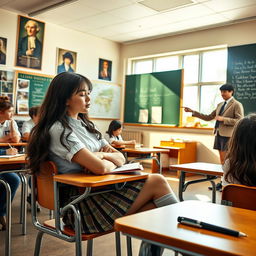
left=222, top=113, right=256, bottom=186
left=105, top=120, right=136, bottom=147
left=22, top=106, right=40, bottom=141
left=0, top=96, right=20, bottom=230
left=27, top=72, right=178, bottom=237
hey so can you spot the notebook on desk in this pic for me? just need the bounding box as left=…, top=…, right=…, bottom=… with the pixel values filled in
left=109, top=162, right=144, bottom=174
left=0, top=153, right=25, bottom=159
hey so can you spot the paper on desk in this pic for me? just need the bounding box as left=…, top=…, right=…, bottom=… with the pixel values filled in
left=109, top=163, right=143, bottom=174
left=0, top=153, right=25, bottom=158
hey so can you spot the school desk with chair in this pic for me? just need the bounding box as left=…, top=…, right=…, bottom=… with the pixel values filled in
left=0, top=155, right=27, bottom=256
left=31, top=160, right=149, bottom=256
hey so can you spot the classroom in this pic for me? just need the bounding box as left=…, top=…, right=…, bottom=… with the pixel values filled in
left=0, top=0, right=256, bottom=255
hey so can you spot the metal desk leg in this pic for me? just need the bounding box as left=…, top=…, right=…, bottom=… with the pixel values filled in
left=209, top=180, right=216, bottom=203
left=0, top=180, right=11, bottom=256
left=178, top=171, right=185, bottom=201
left=156, top=153, right=162, bottom=174
left=19, top=173, right=27, bottom=235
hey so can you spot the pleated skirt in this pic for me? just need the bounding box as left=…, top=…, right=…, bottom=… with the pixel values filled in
left=61, top=180, right=145, bottom=234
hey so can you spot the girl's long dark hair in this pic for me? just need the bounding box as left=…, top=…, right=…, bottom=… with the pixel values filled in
left=225, top=114, right=256, bottom=186
left=27, top=72, right=101, bottom=174
left=106, top=120, right=121, bottom=137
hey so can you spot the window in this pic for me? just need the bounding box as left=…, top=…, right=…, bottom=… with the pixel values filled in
left=131, top=47, right=227, bottom=127
left=155, top=56, right=179, bottom=72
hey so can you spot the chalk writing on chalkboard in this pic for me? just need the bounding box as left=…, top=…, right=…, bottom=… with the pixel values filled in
left=230, top=60, right=256, bottom=100
left=227, top=43, right=256, bottom=115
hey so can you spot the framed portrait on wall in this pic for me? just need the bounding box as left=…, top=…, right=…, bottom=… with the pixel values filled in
left=15, top=15, right=45, bottom=70
left=98, top=58, right=112, bottom=81
left=0, top=37, right=7, bottom=65
left=56, top=48, right=77, bottom=74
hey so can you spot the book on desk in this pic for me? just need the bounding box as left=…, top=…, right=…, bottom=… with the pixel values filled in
left=108, top=162, right=143, bottom=174
left=0, top=153, right=25, bottom=159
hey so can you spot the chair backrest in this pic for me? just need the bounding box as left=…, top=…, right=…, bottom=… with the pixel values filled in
left=36, top=161, right=58, bottom=210
left=221, top=184, right=256, bottom=211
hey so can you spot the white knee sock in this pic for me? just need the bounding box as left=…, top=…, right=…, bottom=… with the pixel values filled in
left=153, top=193, right=178, bottom=208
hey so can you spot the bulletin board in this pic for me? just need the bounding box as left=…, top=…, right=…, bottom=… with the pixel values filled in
left=15, top=71, right=53, bottom=115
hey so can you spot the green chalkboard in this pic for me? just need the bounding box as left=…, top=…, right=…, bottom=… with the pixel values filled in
left=227, top=43, right=256, bottom=115
left=124, top=70, right=183, bottom=126
left=15, top=71, right=52, bottom=114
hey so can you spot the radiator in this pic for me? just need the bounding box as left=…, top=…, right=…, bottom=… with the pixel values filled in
left=122, top=130, right=143, bottom=144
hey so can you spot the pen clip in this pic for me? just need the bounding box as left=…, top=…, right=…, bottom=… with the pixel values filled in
left=181, top=220, right=202, bottom=228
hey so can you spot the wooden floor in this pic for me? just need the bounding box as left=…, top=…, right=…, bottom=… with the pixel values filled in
left=0, top=170, right=222, bottom=256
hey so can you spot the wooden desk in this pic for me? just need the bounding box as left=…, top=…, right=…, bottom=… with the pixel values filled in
left=0, top=155, right=27, bottom=256
left=170, top=162, right=223, bottom=203
left=0, top=143, right=27, bottom=147
left=115, top=200, right=256, bottom=256
left=121, top=148, right=169, bottom=174
left=154, top=141, right=197, bottom=173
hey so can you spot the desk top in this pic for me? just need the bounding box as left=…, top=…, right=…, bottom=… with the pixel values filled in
left=154, top=145, right=184, bottom=150
left=54, top=172, right=148, bottom=187
left=0, top=142, right=27, bottom=147
left=170, top=162, right=223, bottom=176
left=115, top=200, right=256, bottom=256
left=122, top=147, right=169, bottom=154
left=0, top=155, right=26, bottom=165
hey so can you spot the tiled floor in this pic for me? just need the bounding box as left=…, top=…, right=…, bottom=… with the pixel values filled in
left=0, top=170, right=222, bottom=256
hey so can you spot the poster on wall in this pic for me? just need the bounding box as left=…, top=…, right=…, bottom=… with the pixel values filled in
left=15, top=71, right=52, bottom=114
left=89, top=81, right=121, bottom=119
left=98, top=58, right=112, bottom=81
left=0, top=37, right=7, bottom=65
left=0, top=70, right=14, bottom=103
left=15, top=15, right=45, bottom=70
left=56, top=48, right=77, bottom=74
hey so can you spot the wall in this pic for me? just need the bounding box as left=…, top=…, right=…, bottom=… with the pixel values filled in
left=0, top=9, right=122, bottom=133
left=121, top=20, right=256, bottom=163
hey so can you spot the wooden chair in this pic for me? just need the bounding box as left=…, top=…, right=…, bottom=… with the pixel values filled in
left=221, top=184, right=256, bottom=210
left=31, top=161, right=121, bottom=256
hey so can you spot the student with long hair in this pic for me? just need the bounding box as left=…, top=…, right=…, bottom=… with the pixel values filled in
left=105, top=120, right=136, bottom=147
left=27, top=72, right=178, bottom=245
left=222, top=114, right=256, bottom=186
left=0, top=96, right=20, bottom=230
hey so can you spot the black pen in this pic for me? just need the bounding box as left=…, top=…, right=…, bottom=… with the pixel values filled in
left=177, top=216, right=247, bottom=237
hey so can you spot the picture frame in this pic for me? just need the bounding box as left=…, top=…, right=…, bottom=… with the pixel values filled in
left=98, top=58, right=112, bottom=81
left=0, top=70, right=15, bottom=104
left=0, top=37, right=7, bottom=65
left=56, top=48, right=77, bottom=74
left=15, top=15, right=45, bottom=70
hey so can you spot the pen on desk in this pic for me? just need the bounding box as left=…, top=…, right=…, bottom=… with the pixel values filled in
left=8, top=143, right=13, bottom=149
left=177, top=216, right=247, bottom=237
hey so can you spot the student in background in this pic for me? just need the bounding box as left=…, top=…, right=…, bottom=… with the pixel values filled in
left=0, top=96, right=20, bottom=230
left=184, top=84, right=244, bottom=191
left=22, top=106, right=40, bottom=141
left=105, top=120, right=136, bottom=147
left=222, top=114, right=256, bottom=186
left=27, top=73, right=178, bottom=249
left=0, top=96, right=21, bottom=143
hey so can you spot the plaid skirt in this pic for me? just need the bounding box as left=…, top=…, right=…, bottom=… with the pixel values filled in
left=61, top=181, right=145, bottom=234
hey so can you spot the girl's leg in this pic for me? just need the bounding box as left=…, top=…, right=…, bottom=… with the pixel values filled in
left=0, top=173, right=20, bottom=217
left=127, top=174, right=177, bottom=215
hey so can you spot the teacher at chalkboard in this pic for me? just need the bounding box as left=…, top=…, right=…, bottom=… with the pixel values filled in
left=184, top=84, right=244, bottom=189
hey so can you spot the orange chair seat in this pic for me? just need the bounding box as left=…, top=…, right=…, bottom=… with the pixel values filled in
left=44, top=219, right=113, bottom=239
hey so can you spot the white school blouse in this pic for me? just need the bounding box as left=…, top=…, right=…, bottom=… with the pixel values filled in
left=0, top=120, right=20, bottom=138
left=49, top=117, right=108, bottom=174
left=104, top=133, right=123, bottom=144
left=22, top=119, right=35, bottom=135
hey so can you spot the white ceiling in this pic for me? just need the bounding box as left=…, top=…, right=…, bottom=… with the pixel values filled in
left=1, top=0, right=256, bottom=44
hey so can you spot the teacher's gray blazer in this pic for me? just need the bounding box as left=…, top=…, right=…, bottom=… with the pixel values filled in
left=192, top=98, right=244, bottom=137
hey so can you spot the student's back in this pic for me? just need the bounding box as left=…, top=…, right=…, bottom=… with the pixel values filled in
left=222, top=114, right=256, bottom=186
